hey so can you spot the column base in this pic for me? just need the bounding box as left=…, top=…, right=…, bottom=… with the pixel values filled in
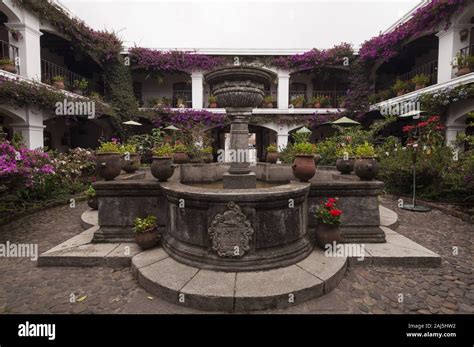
left=223, top=172, right=256, bottom=189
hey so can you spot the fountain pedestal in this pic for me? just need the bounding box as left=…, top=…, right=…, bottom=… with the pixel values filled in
left=223, top=108, right=256, bottom=189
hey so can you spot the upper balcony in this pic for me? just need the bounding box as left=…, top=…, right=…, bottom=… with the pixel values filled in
left=0, top=39, right=20, bottom=75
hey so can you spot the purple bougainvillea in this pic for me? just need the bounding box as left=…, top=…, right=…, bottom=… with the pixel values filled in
left=359, top=0, right=468, bottom=63
left=273, top=43, right=355, bottom=71
left=129, top=47, right=224, bottom=72
left=150, top=109, right=226, bottom=129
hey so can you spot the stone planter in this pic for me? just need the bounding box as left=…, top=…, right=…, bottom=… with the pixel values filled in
left=292, top=154, right=316, bottom=182
left=151, top=157, right=174, bottom=181
left=121, top=153, right=141, bottom=173
left=96, top=152, right=121, bottom=181
left=173, top=152, right=189, bottom=164
left=456, top=67, right=471, bottom=77
left=87, top=196, right=98, bottom=210
left=315, top=223, right=342, bottom=249
left=354, top=157, right=379, bottom=181
left=266, top=152, right=278, bottom=164
left=1, top=64, right=17, bottom=73
left=53, top=80, right=65, bottom=89
left=135, top=227, right=160, bottom=250
left=336, top=158, right=354, bottom=174
left=203, top=153, right=213, bottom=163
left=72, top=89, right=83, bottom=95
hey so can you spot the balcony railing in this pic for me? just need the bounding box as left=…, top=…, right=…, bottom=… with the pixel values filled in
left=172, top=90, right=192, bottom=108
left=312, top=90, right=347, bottom=108
left=41, top=59, right=92, bottom=95
left=376, top=60, right=438, bottom=92
left=0, top=40, right=20, bottom=75
left=459, top=44, right=474, bottom=58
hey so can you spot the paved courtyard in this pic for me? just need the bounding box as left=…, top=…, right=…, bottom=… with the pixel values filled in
left=0, top=197, right=472, bottom=314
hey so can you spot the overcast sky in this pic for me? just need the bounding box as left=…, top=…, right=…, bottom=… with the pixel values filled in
left=60, top=0, right=421, bottom=51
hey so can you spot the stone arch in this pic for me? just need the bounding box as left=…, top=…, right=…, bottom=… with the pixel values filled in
left=0, top=1, right=22, bottom=25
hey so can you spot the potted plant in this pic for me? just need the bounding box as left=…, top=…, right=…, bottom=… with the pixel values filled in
left=354, top=142, right=379, bottom=181
left=291, top=142, right=317, bottom=182
left=52, top=75, right=65, bottom=89
left=291, top=95, right=305, bottom=108
left=208, top=95, right=217, bottom=108
left=453, top=53, right=474, bottom=76
left=120, top=143, right=141, bottom=173
left=9, top=29, right=23, bottom=41
left=151, top=143, right=175, bottom=181
left=0, top=58, right=16, bottom=73
left=337, top=96, right=346, bottom=108
left=72, top=79, right=88, bottom=95
left=335, top=145, right=354, bottom=174
left=392, top=79, right=408, bottom=96
left=161, top=97, right=172, bottom=107
left=202, top=146, right=213, bottom=163
left=310, top=96, right=330, bottom=108
left=411, top=74, right=430, bottom=90
left=266, top=144, right=278, bottom=164
left=133, top=215, right=160, bottom=250
left=262, top=95, right=274, bottom=108
left=96, top=141, right=122, bottom=181
left=314, top=198, right=343, bottom=248
left=172, top=143, right=189, bottom=164
left=85, top=185, right=98, bottom=210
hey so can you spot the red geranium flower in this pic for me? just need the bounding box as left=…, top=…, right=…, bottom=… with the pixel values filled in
left=325, top=202, right=334, bottom=208
left=428, top=116, right=440, bottom=123
left=417, top=121, right=428, bottom=127
left=330, top=209, right=342, bottom=217
left=402, top=125, right=415, bottom=133
left=328, top=198, right=337, bottom=203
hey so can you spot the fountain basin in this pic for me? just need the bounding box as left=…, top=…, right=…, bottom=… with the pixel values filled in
left=160, top=181, right=312, bottom=272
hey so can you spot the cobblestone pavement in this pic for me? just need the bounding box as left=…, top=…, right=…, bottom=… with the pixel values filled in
left=0, top=198, right=472, bottom=314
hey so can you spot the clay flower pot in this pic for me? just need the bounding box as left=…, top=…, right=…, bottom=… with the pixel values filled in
left=456, top=67, right=471, bottom=77
left=292, top=154, right=316, bottom=182
left=315, top=223, right=342, bottom=249
left=87, top=196, right=98, bottom=210
left=266, top=152, right=278, bottom=164
left=396, top=90, right=406, bottom=97
left=173, top=152, right=189, bottom=164
left=135, top=227, right=160, bottom=250
left=313, top=102, right=322, bottom=108
left=336, top=158, right=355, bottom=175
left=121, top=153, right=141, bottom=173
left=209, top=103, right=217, bottom=108
left=414, top=84, right=425, bottom=91
left=1, top=63, right=17, bottom=73
left=203, top=153, right=213, bottom=163
left=151, top=157, right=174, bottom=181
left=53, top=80, right=65, bottom=89
left=96, top=152, right=121, bottom=181
left=264, top=102, right=273, bottom=108
left=354, top=157, right=379, bottom=181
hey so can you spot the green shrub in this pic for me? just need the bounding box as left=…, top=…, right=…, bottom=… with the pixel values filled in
left=133, top=215, right=157, bottom=233
left=97, top=141, right=121, bottom=153
left=85, top=185, right=96, bottom=198
left=173, top=143, right=188, bottom=153
left=355, top=142, right=376, bottom=157
left=266, top=144, right=278, bottom=153
left=153, top=143, right=173, bottom=157
left=293, top=142, right=316, bottom=155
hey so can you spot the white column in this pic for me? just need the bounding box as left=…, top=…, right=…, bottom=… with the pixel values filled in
left=10, top=107, right=44, bottom=149
left=191, top=71, right=204, bottom=109
left=277, top=69, right=290, bottom=109
left=445, top=125, right=466, bottom=147
left=276, top=124, right=289, bottom=150
left=436, top=26, right=467, bottom=84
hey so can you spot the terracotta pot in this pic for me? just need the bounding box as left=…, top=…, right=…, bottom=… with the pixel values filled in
left=414, top=84, right=425, bottom=90
left=135, top=227, right=160, bottom=250
left=293, top=102, right=303, bottom=108
left=313, top=102, right=321, bottom=108
left=456, top=67, right=471, bottom=77
left=209, top=103, right=217, bottom=108
left=354, top=157, right=379, bottom=181
left=292, top=154, right=316, bottom=182
left=315, top=223, right=342, bottom=249
left=151, top=157, right=174, bottom=181
left=396, top=90, right=405, bottom=97
left=96, top=152, right=121, bottom=181
left=87, top=196, right=98, bottom=210
left=203, top=153, right=213, bottom=163
left=266, top=152, right=278, bottom=164
left=173, top=152, right=188, bottom=164
left=336, top=158, right=355, bottom=174
left=121, top=153, right=141, bottom=173
left=53, top=80, right=65, bottom=89
left=264, top=102, right=273, bottom=108
left=1, top=64, right=17, bottom=73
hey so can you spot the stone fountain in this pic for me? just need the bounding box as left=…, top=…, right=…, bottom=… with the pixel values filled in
left=205, top=67, right=273, bottom=189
